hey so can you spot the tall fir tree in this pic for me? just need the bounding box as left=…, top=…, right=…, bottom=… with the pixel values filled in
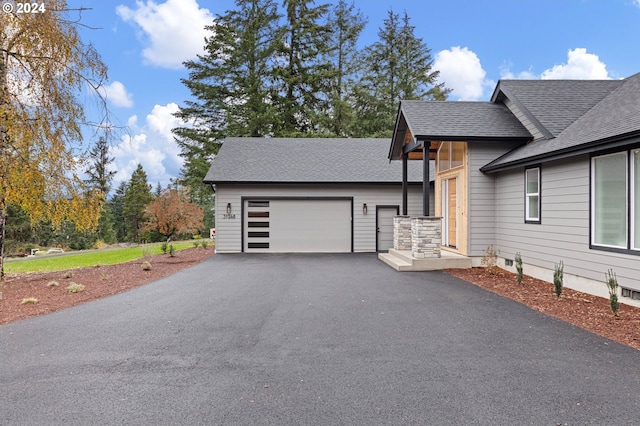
left=109, top=181, right=127, bottom=242
left=122, top=164, right=153, bottom=242
left=174, top=0, right=280, bottom=233
left=85, top=136, right=116, bottom=198
left=272, top=0, right=335, bottom=136
left=352, top=9, right=449, bottom=137
left=324, top=0, right=367, bottom=136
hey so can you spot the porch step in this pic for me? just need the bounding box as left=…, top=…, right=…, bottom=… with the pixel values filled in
left=378, top=249, right=472, bottom=271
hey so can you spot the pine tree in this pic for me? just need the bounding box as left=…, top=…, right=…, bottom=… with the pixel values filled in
left=122, top=165, right=153, bottom=242
left=85, top=136, right=116, bottom=198
left=272, top=0, right=334, bottom=136
left=353, top=9, right=449, bottom=137
left=324, top=0, right=367, bottom=136
left=108, top=181, right=127, bottom=242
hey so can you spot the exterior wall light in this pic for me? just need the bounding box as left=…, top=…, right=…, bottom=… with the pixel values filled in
left=363, top=203, right=368, bottom=215
left=226, top=203, right=232, bottom=215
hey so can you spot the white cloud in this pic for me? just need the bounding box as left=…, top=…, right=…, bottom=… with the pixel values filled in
left=434, top=46, right=493, bottom=101
left=110, top=103, right=187, bottom=188
left=116, top=0, right=213, bottom=69
left=540, top=48, right=610, bottom=80
left=99, top=81, right=134, bottom=108
left=634, top=0, right=640, bottom=8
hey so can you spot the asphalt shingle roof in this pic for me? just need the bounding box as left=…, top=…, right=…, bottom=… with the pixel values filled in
left=482, top=72, right=640, bottom=172
left=400, top=100, right=531, bottom=140
left=493, top=79, right=624, bottom=137
left=204, top=138, right=431, bottom=184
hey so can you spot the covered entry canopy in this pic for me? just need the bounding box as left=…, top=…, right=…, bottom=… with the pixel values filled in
left=389, top=100, right=531, bottom=215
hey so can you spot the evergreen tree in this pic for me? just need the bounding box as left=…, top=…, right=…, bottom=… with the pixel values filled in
left=122, top=165, right=153, bottom=242
left=272, top=0, right=334, bottom=136
left=353, top=9, right=449, bottom=137
left=85, top=136, right=116, bottom=198
left=324, top=0, right=367, bottom=136
left=109, top=181, right=127, bottom=242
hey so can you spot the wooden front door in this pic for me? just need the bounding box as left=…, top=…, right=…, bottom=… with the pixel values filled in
left=441, top=177, right=458, bottom=248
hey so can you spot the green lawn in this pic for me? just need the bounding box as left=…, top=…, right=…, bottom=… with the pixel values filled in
left=5, top=242, right=197, bottom=274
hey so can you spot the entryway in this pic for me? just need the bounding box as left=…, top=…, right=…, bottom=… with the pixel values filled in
left=376, top=205, right=399, bottom=251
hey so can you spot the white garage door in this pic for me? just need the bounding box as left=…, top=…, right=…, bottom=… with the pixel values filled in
left=244, top=199, right=352, bottom=252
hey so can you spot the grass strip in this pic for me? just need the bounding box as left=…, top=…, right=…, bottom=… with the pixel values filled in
left=5, top=242, right=196, bottom=274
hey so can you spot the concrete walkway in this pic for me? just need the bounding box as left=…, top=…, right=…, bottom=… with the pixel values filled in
left=1, top=253, right=639, bottom=425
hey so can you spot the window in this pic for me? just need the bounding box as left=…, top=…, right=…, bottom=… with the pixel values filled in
left=438, top=142, right=464, bottom=172
left=525, top=167, right=541, bottom=223
left=592, top=152, right=627, bottom=248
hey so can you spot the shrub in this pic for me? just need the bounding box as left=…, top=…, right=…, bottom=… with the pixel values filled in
left=21, top=297, right=38, bottom=304
left=553, top=261, right=564, bottom=298
left=161, top=241, right=168, bottom=254
left=47, top=281, right=60, bottom=287
left=201, top=240, right=208, bottom=249
left=606, top=269, right=619, bottom=316
left=141, top=261, right=152, bottom=271
left=515, top=252, right=523, bottom=284
left=168, top=244, right=176, bottom=257
left=481, top=245, right=499, bottom=274
left=63, top=270, right=73, bottom=279
left=140, top=244, right=154, bottom=258
left=193, top=240, right=200, bottom=248
left=66, top=282, right=85, bottom=293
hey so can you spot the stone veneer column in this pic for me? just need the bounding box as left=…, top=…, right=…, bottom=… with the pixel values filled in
left=393, top=215, right=412, bottom=250
left=411, top=216, right=441, bottom=259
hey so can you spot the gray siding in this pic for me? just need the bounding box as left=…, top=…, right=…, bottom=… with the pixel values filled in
left=468, top=142, right=521, bottom=256
left=214, top=184, right=431, bottom=253
left=495, top=154, right=640, bottom=291
left=504, top=98, right=544, bottom=141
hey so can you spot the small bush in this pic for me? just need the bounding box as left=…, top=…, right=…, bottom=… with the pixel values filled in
left=141, top=261, right=152, bottom=271
left=140, top=244, right=154, bottom=258
left=481, top=245, right=499, bottom=274
left=63, top=270, right=73, bottom=279
left=553, top=261, right=564, bottom=298
left=21, top=297, right=38, bottom=304
left=168, top=244, right=175, bottom=257
left=161, top=241, right=168, bottom=254
left=193, top=240, right=201, bottom=248
left=201, top=240, right=208, bottom=249
left=606, top=269, right=619, bottom=316
left=515, top=252, right=523, bottom=285
left=47, top=281, right=60, bottom=287
left=66, top=282, right=85, bottom=293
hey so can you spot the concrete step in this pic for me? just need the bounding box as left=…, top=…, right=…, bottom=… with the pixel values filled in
left=379, top=249, right=473, bottom=271
left=378, top=252, right=413, bottom=271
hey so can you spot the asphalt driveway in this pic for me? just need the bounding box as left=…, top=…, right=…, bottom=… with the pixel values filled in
left=2, top=253, right=640, bottom=425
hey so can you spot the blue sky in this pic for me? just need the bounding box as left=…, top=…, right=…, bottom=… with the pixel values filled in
left=67, top=0, right=640, bottom=190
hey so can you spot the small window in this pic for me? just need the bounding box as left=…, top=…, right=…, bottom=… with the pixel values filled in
left=248, top=201, right=269, bottom=207
left=438, top=141, right=464, bottom=172
left=525, top=167, right=541, bottom=223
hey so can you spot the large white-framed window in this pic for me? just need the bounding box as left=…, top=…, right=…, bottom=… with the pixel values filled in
left=632, top=149, right=640, bottom=250
left=525, top=167, right=541, bottom=223
left=591, top=151, right=628, bottom=249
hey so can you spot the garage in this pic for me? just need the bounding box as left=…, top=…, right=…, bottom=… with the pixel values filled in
left=243, top=198, right=352, bottom=252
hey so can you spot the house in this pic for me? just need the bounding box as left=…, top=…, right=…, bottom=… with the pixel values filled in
left=387, top=72, right=640, bottom=305
left=203, top=137, right=434, bottom=253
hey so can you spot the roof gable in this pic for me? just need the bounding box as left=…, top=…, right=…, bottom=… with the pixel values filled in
left=204, top=137, right=430, bottom=184
left=492, top=79, right=623, bottom=138
left=483, top=73, right=640, bottom=172
left=389, top=100, right=531, bottom=160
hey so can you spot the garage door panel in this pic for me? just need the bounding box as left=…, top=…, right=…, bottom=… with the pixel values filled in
left=244, top=199, right=351, bottom=252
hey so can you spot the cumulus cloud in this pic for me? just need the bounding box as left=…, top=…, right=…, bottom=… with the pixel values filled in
left=540, top=48, right=609, bottom=79
left=434, top=46, right=493, bottom=101
left=110, top=103, right=187, bottom=188
left=98, top=81, right=134, bottom=108
left=116, top=0, right=213, bottom=68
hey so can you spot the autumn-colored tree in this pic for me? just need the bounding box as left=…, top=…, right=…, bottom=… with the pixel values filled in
left=0, top=1, right=108, bottom=277
left=143, top=188, right=204, bottom=240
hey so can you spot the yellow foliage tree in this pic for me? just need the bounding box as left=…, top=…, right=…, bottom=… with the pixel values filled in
left=0, top=1, right=108, bottom=278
